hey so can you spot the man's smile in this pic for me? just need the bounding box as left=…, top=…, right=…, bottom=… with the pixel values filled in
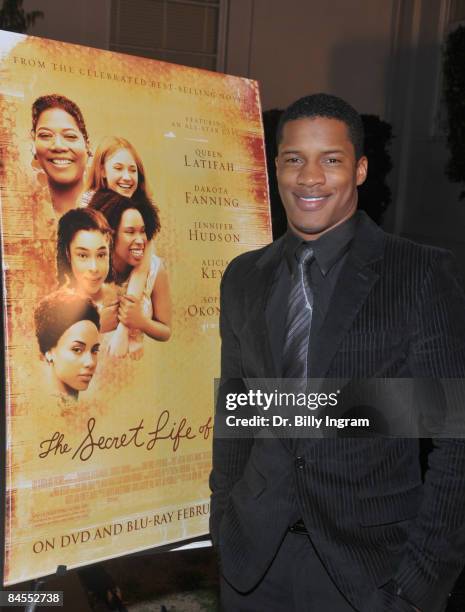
left=297, top=195, right=328, bottom=201
left=293, top=193, right=331, bottom=210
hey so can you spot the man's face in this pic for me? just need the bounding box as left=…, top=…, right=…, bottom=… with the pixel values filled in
left=275, top=117, right=367, bottom=241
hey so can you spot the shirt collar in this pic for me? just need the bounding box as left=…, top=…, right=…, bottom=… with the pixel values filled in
left=285, top=212, right=359, bottom=276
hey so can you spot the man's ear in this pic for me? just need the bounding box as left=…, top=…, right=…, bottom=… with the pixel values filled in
left=356, top=156, right=368, bottom=186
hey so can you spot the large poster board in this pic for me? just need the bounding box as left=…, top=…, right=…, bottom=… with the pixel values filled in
left=0, top=31, right=271, bottom=585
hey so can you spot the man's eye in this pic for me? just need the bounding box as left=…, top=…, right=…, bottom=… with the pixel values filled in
left=325, top=158, right=341, bottom=164
left=285, top=157, right=302, bottom=164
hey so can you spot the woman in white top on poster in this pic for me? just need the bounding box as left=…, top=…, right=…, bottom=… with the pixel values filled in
left=89, top=189, right=171, bottom=357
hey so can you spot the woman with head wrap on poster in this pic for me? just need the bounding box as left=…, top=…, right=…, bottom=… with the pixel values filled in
left=84, top=138, right=167, bottom=358
left=34, top=289, right=100, bottom=401
left=31, top=94, right=91, bottom=215
left=57, top=208, right=119, bottom=333
left=89, top=189, right=171, bottom=357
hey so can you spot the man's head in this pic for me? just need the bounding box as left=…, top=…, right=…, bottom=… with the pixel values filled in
left=275, top=93, right=368, bottom=241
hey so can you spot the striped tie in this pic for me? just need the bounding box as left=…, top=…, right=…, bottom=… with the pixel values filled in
left=282, top=244, right=314, bottom=379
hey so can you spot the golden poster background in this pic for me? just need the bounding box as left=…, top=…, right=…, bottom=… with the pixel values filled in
left=0, top=31, right=271, bottom=585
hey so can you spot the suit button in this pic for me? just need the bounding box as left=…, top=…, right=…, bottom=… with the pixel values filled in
left=295, top=456, right=305, bottom=469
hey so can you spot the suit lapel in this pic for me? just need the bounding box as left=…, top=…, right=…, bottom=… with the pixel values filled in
left=237, top=214, right=385, bottom=380
left=309, top=213, right=385, bottom=379
left=238, top=237, right=286, bottom=378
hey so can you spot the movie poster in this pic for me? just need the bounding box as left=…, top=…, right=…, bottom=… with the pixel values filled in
left=0, top=31, right=271, bottom=585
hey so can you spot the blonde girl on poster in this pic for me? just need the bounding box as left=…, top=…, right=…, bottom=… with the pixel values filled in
left=83, top=137, right=162, bottom=358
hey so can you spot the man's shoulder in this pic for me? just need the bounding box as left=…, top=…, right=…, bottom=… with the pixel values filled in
left=223, top=237, right=283, bottom=283
left=364, top=223, right=463, bottom=299
left=382, top=230, right=454, bottom=269
left=358, top=212, right=454, bottom=270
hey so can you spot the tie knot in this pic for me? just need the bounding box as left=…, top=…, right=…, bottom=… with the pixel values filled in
left=296, top=244, right=314, bottom=266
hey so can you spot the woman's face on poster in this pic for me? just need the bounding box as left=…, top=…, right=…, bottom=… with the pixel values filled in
left=69, top=230, right=110, bottom=297
left=103, top=148, right=138, bottom=197
left=48, top=320, right=99, bottom=394
left=34, top=107, right=87, bottom=186
left=114, top=208, right=147, bottom=269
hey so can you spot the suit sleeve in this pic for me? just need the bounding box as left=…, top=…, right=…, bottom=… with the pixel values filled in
left=391, top=251, right=465, bottom=611
left=209, top=263, right=253, bottom=547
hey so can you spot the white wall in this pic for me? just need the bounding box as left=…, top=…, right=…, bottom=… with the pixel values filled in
left=225, top=0, right=395, bottom=115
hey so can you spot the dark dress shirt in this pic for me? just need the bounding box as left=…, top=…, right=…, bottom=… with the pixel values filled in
left=266, top=212, right=359, bottom=376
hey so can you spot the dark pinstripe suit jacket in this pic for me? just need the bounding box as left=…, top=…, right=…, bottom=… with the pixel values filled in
left=210, top=212, right=465, bottom=612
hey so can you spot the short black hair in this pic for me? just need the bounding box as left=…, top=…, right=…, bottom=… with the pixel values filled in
left=35, top=289, right=100, bottom=355
left=276, top=93, right=364, bottom=159
left=88, top=189, right=161, bottom=240
left=32, top=94, right=90, bottom=151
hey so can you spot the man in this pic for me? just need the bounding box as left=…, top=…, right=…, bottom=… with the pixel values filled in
left=210, top=93, right=465, bottom=611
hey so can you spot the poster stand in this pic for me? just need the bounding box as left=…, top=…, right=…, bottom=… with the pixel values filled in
left=24, top=578, right=46, bottom=612
left=77, top=563, right=127, bottom=612
left=24, top=564, right=130, bottom=612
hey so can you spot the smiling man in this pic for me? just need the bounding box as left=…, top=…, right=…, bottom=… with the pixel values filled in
left=210, top=94, right=465, bottom=611
left=276, top=114, right=366, bottom=239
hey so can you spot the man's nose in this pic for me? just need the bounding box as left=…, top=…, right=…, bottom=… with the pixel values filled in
left=297, top=161, right=325, bottom=186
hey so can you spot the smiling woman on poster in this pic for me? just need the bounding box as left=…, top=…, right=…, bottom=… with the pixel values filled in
left=31, top=94, right=91, bottom=215
left=34, top=289, right=101, bottom=401
left=84, top=138, right=168, bottom=357
left=89, top=190, right=171, bottom=351
left=83, top=136, right=149, bottom=201
left=56, top=208, right=118, bottom=333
